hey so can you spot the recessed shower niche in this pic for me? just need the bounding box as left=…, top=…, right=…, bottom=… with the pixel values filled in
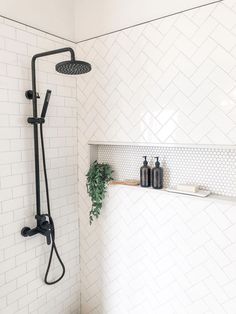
left=89, top=142, right=236, bottom=198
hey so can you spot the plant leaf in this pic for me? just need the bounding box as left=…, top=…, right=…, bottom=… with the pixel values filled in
left=86, top=161, right=113, bottom=224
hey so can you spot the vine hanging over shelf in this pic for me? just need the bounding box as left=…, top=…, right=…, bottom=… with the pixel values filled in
left=86, top=161, right=113, bottom=224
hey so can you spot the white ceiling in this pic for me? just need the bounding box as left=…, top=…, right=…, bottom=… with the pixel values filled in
left=0, top=0, right=221, bottom=42
left=74, top=0, right=221, bottom=41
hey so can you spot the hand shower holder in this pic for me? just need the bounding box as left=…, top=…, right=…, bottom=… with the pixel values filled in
left=27, top=117, right=45, bottom=125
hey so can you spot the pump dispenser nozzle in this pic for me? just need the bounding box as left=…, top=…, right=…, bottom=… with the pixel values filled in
left=152, top=156, right=163, bottom=189
left=140, top=156, right=151, bottom=187
left=143, top=156, right=148, bottom=166
left=155, top=157, right=160, bottom=167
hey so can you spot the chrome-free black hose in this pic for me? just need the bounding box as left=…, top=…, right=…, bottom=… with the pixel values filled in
left=40, top=123, right=65, bottom=285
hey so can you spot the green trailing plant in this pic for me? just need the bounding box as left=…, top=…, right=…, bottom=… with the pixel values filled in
left=86, top=161, right=113, bottom=224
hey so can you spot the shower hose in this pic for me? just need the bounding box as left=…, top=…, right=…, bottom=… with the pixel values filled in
left=40, top=123, right=65, bottom=285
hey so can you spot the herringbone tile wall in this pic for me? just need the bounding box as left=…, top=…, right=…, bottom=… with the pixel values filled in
left=77, top=1, right=236, bottom=313
left=77, top=0, right=236, bottom=146
left=84, top=186, right=236, bottom=314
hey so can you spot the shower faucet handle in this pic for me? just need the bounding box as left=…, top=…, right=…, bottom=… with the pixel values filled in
left=39, top=221, right=52, bottom=245
left=45, top=230, right=52, bottom=245
left=35, top=214, right=52, bottom=245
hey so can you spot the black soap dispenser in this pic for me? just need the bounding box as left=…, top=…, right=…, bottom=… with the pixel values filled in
left=140, top=156, right=151, bottom=187
left=152, top=157, right=163, bottom=189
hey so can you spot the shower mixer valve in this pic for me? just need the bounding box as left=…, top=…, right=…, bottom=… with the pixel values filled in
left=21, top=214, right=53, bottom=245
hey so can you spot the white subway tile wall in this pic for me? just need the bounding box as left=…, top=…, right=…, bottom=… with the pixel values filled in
left=0, top=18, right=80, bottom=314
left=77, top=1, right=236, bottom=313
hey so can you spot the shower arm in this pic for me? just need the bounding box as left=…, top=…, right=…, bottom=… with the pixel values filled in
left=30, top=47, right=75, bottom=219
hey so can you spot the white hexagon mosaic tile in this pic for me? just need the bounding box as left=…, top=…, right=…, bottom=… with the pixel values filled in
left=97, top=145, right=236, bottom=197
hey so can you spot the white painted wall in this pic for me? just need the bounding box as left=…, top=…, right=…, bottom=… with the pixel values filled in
left=0, top=0, right=75, bottom=41
left=74, top=0, right=219, bottom=41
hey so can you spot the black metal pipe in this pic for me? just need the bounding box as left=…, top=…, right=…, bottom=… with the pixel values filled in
left=31, top=61, right=41, bottom=218
left=32, top=47, right=75, bottom=64
left=30, top=47, right=75, bottom=218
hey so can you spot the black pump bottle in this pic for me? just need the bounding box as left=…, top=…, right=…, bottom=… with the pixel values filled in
left=140, top=156, right=151, bottom=187
left=152, top=157, right=163, bottom=189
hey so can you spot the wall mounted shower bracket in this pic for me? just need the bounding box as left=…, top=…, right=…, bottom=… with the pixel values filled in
left=25, top=90, right=40, bottom=100
left=27, top=117, right=45, bottom=125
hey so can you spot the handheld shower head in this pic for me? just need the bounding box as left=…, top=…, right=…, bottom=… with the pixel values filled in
left=56, top=60, right=91, bottom=75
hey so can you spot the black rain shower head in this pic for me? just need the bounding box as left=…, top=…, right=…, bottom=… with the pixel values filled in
left=56, top=60, right=91, bottom=75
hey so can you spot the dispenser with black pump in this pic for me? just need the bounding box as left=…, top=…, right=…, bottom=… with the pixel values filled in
left=140, top=156, right=151, bottom=187
left=152, top=157, right=163, bottom=189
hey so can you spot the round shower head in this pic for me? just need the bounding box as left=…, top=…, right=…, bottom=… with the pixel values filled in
left=55, top=60, right=91, bottom=75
